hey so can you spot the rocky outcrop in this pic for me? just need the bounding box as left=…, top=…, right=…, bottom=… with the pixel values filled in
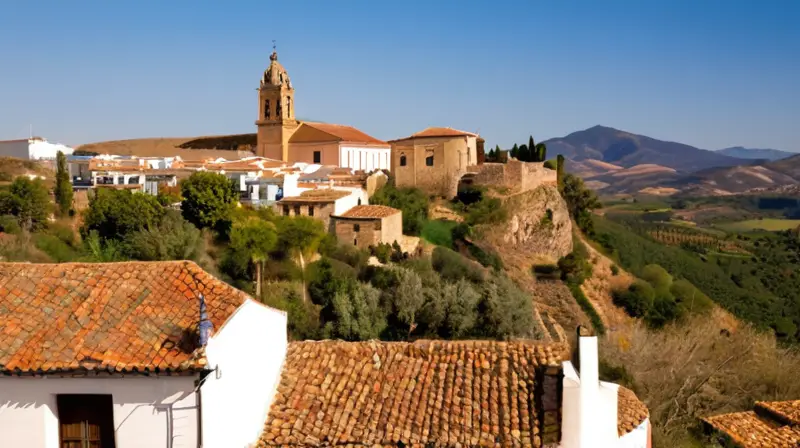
left=485, top=184, right=573, bottom=262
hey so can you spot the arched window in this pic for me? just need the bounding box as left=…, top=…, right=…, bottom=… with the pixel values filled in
left=264, top=100, right=270, bottom=119
left=287, top=96, right=292, bottom=117
left=276, top=99, right=282, bottom=118
left=399, top=153, right=407, bottom=167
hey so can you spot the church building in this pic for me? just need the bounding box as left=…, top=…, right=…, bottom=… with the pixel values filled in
left=255, top=50, right=390, bottom=171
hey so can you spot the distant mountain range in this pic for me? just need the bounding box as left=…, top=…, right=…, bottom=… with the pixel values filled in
left=715, top=146, right=796, bottom=161
left=542, top=125, right=799, bottom=196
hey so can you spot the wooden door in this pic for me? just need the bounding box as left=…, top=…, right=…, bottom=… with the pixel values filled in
left=57, top=395, right=116, bottom=448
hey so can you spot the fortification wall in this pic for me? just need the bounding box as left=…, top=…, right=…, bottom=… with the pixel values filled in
left=470, top=160, right=557, bottom=193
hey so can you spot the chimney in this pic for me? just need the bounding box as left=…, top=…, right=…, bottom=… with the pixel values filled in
left=560, top=326, right=619, bottom=447
left=198, top=293, right=213, bottom=347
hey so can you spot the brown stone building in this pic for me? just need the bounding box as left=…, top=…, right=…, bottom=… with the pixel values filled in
left=332, top=205, right=402, bottom=249
left=389, top=127, right=480, bottom=198
left=255, top=51, right=389, bottom=171
left=272, top=189, right=353, bottom=231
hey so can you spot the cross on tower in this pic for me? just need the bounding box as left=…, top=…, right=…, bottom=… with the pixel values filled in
left=272, top=40, right=276, bottom=52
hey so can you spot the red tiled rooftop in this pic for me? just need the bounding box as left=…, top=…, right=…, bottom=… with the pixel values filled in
left=339, top=205, right=400, bottom=219
left=300, top=122, right=388, bottom=146
left=703, top=410, right=800, bottom=447
left=0, top=261, right=253, bottom=375
left=390, top=127, right=478, bottom=142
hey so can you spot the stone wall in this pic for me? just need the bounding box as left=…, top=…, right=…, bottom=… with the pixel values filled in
left=470, top=159, right=557, bottom=193
left=392, top=136, right=472, bottom=198
left=380, top=212, right=403, bottom=245
left=274, top=201, right=336, bottom=231
left=333, top=213, right=403, bottom=249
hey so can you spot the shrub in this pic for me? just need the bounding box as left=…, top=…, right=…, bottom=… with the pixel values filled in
left=533, top=264, right=560, bottom=280
left=261, top=281, right=320, bottom=340
left=465, top=197, right=508, bottom=226
left=543, top=159, right=557, bottom=170
left=421, top=219, right=457, bottom=248
left=640, top=264, right=673, bottom=290
left=568, top=282, right=606, bottom=335
left=33, top=234, right=81, bottom=262
left=456, top=186, right=485, bottom=206
left=47, top=222, right=78, bottom=248
left=613, top=280, right=655, bottom=318
left=371, top=243, right=393, bottom=264
left=477, top=275, right=537, bottom=339
left=0, top=214, right=21, bottom=234
left=320, top=241, right=369, bottom=270
left=0, top=177, right=51, bottom=231
left=610, top=264, right=620, bottom=276
left=468, top=244, right=503, bottom=270
left=670, top=279, right=714, bottom=315
left=125, top=210, right=203, bottom=261
left=432, top=246, right=485, bottom=283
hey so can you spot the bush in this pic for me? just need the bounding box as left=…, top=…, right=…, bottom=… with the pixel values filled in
left=421, top=219, right=457, bottom=248
left=468, top=244, right=503, bottom=270
left=33, top=234, right=81, bottom=262
left=0, top=177, right=51, bottom=231
left=610, top=264, right=620, bottom=276
left=125, top=210, right=204, bottom=261
left=533, top=264, right=561, bottom=280
left=543, top=159, right=557, bottom=170
left=465, top=197, right=507, bottom=226
left=432, top=246, right=485, bottom=283
left=371, top=243, right=393, bottom=264
left=320, top=241, right=369, bottom=270
left=261, top=281, right=320, bottom=340
left=0, top=214, right=21, bottom=234
left=47, top=223, right=78, bottom=248
left=670, top=279, right=714, bottom=315
left=477, top=275, right=537, bottom=339
left=456, top=186, right=485, bottom=206
left=640, top=264, right=673, bottom=290
left=568, top=282, right=606, bottom=335
left=613, top=280, right=655, bottom=318
left=646, top=294, right=682, bottom=328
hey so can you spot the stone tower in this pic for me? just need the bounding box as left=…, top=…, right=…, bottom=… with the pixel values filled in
left=255, top=50, right=299, bottom=161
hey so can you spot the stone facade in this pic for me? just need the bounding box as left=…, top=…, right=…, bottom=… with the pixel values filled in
left=256, top=51, right=299, bottom=160
left=273, top=199, right=337, bottom=231
left=467, top=159, right=557, bottom=194
left=390, top=128, right=479, bottom=198
left=332, top=205, right=402, bottom=249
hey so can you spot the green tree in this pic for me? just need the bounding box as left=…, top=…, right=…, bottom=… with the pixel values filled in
left=321, top=280, right=387, bottom=341
left=442, top=279, right=480, bottom=337
left=370, top=184, right=429, bottom=235
left=125, top=210, right=203, bottom=261
left=510, top=143, right=519, bottom=159
left=478, top=275, right=535, bottom=339
left=82, top=188, right=163, bottom=240
left=54, top=151, right=73, bottom=216
left=528, top=136, right=535, bottom=161
left=518, top=144, right=530, bottom=163
left=561, top=173, right=601, bottom=234
left=535, top=143, right=547, bottom=163
left=670, top=279, right=713, bottom=315
left=613, top=280, right=655, bottom=317
left=180, top=171, right=237, bottom=229
left=393, top=268, right=425, bottom=337
left=556, top=155, right=565, bottom=190
left=278, top=215, right=327, bottom=301
left=0, top=177, right=51, bottom=231
left=230, top=217, right=278, bottom=297
left=640, top=264, right=673, bottom=291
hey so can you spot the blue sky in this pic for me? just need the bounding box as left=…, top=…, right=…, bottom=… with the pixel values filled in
left=1, top=0, right=798, bottom=151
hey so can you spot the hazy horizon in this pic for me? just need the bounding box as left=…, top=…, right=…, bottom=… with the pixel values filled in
left=1, top=0, right=798, bottom=151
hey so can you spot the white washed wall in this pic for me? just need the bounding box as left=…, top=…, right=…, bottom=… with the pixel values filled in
left=0, top=376, right=197, bottom=448
left=340, top=146, right=390, bottom=172
left=333, top=187, right=369, bottom=215
left=29, top=140, right=74, bottom=160
left=0, top=141, right=31, bottom=159
left=201, top=299, right=288, bottom=448
left=618, top=418, right=650, bottom=448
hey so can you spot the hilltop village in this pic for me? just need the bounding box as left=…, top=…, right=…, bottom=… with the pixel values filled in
left=5, top=49, right=800, bottom=448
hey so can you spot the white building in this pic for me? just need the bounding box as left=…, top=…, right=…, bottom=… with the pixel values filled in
left=0, top=137, right=74, bottom=160
left=0, top=261, right=287, bottom=448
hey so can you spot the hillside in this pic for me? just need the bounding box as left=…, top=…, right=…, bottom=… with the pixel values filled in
left=76, top=136, right=256, bottom=160
left=543, top=125, right=747, bottom=173
left=717, top=146, right=796, bottom=161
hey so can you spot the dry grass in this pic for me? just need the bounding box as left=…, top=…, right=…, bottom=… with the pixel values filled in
left=76, top=137, right=255, bottom=160
left=602, top=308, right=800, bottom=446
left=610, top=164, right=677, bottom=177
left=579, top=236, right=635, bottom=331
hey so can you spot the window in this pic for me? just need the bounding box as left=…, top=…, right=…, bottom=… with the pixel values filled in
left=313, top=151, right=321, bottom=164
left=357, top=198, right=362, bottom=205
left=308, top=206, right=314, bottom=217
left=354, top=224, right=361, bottom=232
left=353, top=238, right=358, bottom=246
left=58, top=394, right=116, bottom=448
left=264, top=99, right=270, bottom=119
left=283, top=205, right=289, bottom=216
left=294, top=206, right=301, bottom=215
left=399, top=153, right=407, bottom=167
left=426, top=153, right=434, bottom=166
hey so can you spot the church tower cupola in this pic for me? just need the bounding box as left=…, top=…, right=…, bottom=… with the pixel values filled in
left=255, top=44, right=299, bottom=161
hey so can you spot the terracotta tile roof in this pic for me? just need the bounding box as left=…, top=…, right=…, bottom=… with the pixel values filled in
left=617, top=386, right=649, bottom=435
left=757, top=400, right=800, bottom=426
left=703, top=410, right=800, bottom=447
left=339, top=205, right=400, bottom=219
left=390, top=127, right=478, bottom=142
left=0, top=261, right=253, bottom=375
left=301, top=122, right=388, bottom=146
left=257, top=339, right=571, bottom=447
left=279, top=189, right=351, bottom=203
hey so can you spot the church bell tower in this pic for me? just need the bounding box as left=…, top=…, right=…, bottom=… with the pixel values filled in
left=255, top=47, right=299, bottom=161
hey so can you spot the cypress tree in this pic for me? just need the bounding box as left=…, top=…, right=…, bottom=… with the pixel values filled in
left=536, top=143, right=547, bottom=163
left=528, top=136, right=536, bottom=161
left=518, top=144, right=529, bottom=162
left=510, top=143, right=519, bottom=159
left=55, top=151, right=73, bottom=216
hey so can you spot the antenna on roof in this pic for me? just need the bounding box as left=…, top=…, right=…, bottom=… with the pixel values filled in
left=198, top=293, right=213, bottom=347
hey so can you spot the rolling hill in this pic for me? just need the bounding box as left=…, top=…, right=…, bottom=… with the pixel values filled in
left=716, top=146, right=796, bottom=161
left=543, top=125, right=748, bottom=173
left=76, top=136, right=256, bottom=160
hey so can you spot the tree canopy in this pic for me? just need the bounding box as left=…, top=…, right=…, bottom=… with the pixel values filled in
left=181, top=171, right=238, bottom=229
left=82, top=188, right=164, bottom=240
left=0, top=177, right=51, bottom=231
